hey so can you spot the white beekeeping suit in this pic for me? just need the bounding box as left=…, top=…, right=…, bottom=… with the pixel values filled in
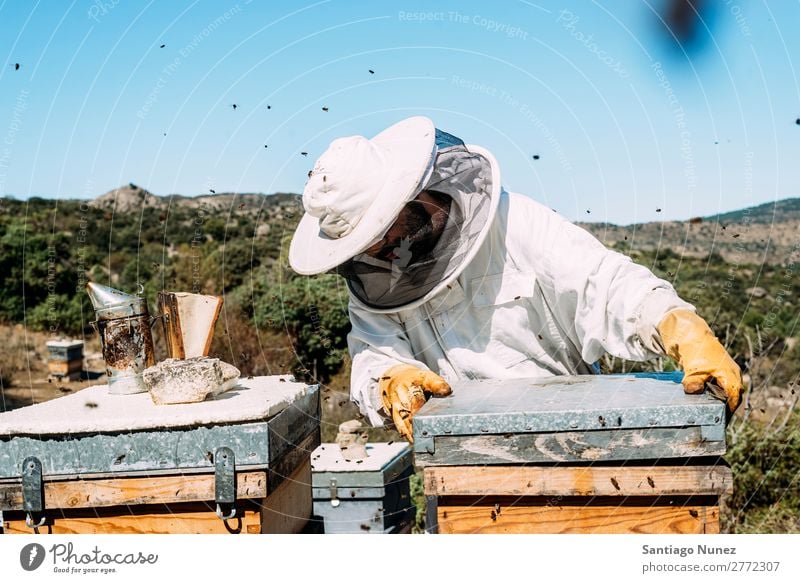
left=290, top=116, right=742, bottom=437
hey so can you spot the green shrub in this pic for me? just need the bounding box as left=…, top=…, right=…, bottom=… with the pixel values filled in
left=725, top=411, right=800, bottom=533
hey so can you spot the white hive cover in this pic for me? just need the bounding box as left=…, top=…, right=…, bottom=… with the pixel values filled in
left=311, top=442, right=410, bottom=473
left=0, top=375, right=309, bottom=436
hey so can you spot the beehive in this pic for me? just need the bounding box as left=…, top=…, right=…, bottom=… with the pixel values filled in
left=310, top=442, right=415, bottom=534
left=46, top=339, right=84, bottom=381
left=414, top=374, right=732, bottom=534
left=0, top=376, right=319, bottom=534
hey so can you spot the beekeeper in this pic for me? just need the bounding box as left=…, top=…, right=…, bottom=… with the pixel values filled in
left=289, top=116, right=743, bottom=440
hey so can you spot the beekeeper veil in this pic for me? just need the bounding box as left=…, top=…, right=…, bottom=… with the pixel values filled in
left=336, top=129, right=498, bottom=311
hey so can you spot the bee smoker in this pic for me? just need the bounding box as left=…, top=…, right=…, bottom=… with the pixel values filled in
left=86, top=282, right=156, bottom=395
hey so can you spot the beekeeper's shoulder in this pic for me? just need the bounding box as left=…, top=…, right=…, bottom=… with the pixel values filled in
left=500, top=191, right=565, bottom=251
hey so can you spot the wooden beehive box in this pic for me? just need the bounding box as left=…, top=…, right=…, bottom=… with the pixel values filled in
left=0, top=375, right=319, bottom=534
left=310, top=442, right=415, bottom=534
left=46, top=339, right=84, bottom=381
left=413, top=374, right=732, bottom=534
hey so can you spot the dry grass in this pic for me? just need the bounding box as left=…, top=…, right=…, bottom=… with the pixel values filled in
left=0, top=325, right=36, bottom=388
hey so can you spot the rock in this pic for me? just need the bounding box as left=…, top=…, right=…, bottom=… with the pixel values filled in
left=335, top=419, right=369, bottom=460
left=143, top=357, right=240, bottom=405
left=746, top=287, right=768, bottom=299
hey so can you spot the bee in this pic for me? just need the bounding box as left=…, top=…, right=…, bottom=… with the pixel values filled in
left=368, top=69, right=375, bottom=74
left=647, top=476, right=655, bottom=488
left=322, top=106, right=329, bottom=112
left=209, top=188, right=216, bottom=194
left=689, top=509, right=699, bottom=518
left=301, top=152, right=308, bottom=157
left=532, top=154, right=540, bottom=160
left=160, top=44, right=166, bottom=48
left=610, top=477, right=620, bottom=490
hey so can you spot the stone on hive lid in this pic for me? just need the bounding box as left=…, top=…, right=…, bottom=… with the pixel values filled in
left=143, top=357, right=240, bottom=405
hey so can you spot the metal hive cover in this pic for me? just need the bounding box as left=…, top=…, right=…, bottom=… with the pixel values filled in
left=412, top=374, right=726, bottom=443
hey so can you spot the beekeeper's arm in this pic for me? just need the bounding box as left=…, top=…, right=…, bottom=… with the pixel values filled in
left=514, top=195, right=741, bottom=410
left=347, top=300, right=450, bottom=438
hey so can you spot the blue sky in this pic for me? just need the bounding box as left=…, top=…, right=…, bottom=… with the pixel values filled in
left=0, top=0, right=798, bottom=224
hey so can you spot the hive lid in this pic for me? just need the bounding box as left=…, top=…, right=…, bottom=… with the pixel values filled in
left=412, top=374, right=726, bottom=445
left=46, top=339, right=84, bottom=349
left=0, top=375, right=307, bottom=436
left=311, top=442, right=413, bottom=489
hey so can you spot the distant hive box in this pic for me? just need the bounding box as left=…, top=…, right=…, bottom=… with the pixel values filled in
left=46, top=339, right=84, bottom=381
left=414, top=374, right=732, bottom=534
left=0, top=376, right=319, bottom=534
left=310, top=442, right=415, bottom=534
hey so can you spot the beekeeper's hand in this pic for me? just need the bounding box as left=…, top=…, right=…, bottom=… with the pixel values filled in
left=379, top=364, right=451, bottom=442
left=657, top=309, right=743, bottom=412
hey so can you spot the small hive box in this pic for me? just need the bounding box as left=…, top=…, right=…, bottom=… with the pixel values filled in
left=46, top=339, right=84, bottom=381
left=0, top=376, right=319, bottom=534
left=414, top=374, right=732, bottom=534
left=310, top=442, right=415, bottom=533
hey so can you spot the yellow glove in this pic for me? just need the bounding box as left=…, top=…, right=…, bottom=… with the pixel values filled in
left=657, top=309, right=743, bottom=412
left=379, top=364, right=452, bottom=442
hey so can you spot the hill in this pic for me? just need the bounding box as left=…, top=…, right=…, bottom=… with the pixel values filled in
left=578, top=197, right=799, bottom=266
left=89, top=182, right=298, bottom=214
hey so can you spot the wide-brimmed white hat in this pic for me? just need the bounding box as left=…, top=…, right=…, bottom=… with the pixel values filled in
left=289, top=116, right=437, bottom=275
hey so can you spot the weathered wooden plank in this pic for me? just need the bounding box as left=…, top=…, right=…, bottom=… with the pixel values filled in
left=3, top=504, right=262, bottom=534
left=260, top=457, right=312, bottom=534
left=415, top=426, right=725, bottom=466
left=436, top=498, right=720, bottom=534
left=424, top=464, right=733, bottom=497
left=0, top=471, right=267, bottom=511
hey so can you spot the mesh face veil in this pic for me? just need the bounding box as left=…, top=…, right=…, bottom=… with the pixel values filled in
left=334, top=128, right=494, bottom=310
